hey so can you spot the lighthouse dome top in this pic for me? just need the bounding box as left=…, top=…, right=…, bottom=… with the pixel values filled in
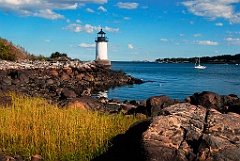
left=97, top=29, right=106, bottom=35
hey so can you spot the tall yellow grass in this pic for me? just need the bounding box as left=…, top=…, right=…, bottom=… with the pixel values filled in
left=0, top=93, right=141, bottom=160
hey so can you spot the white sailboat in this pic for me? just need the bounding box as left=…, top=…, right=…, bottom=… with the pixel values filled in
left=194, top=57, right=206, bottom=69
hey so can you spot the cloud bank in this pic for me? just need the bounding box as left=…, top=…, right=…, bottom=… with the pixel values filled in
left=195, top=40, right=218, bottom=46
left=64, top=23, right=119, bottom=34
left=182, top=0, right=240, bottom=24
left=0, top=0, right=107, bottom=19
left=117, top=2, right=139, bottom=9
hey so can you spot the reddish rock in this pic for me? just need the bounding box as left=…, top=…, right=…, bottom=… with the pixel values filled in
left=67, top=97, right=104, bottom=111
left=146, top=95, right=180, bottom=117
left=197, top=109, right=240, bottom=161
left=142, top=103, right=206, bottom=161
left=46, top=68, right=58, bottom=77
left=62, top=67, right=72, bottom=74
left=31, top=154, right=44, bottom=161
left=76, top=73, right=85, bottom=80
left=61, top=73, right=70, bottom=80
left=185, top=91, right=240, bottom=114
left=82, top=74, right=94, bottom=82
left=141, top=103, right=240, bottom=161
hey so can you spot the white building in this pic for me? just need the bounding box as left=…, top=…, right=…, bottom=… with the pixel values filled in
left=95, top=29, right=111, bottom=66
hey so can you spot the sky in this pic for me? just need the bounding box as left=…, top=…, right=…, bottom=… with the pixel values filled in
left=0, top=0, right=240, bottom=61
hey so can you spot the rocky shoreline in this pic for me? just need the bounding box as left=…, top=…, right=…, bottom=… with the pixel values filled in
left=0, top=58, right=143, bottom=108
left=93, top=92, right=240, bottom=161
left=0, top=59, right=240, bottom=161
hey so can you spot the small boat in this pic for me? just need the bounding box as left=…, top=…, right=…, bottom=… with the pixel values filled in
left=194, top=57, right=206, bottom=69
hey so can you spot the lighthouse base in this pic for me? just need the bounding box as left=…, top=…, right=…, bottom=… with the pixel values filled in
left=94, top=59, right=111, bottom=67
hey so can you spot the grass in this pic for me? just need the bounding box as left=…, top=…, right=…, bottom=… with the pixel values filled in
left=0, top=93, right=142, bottom=160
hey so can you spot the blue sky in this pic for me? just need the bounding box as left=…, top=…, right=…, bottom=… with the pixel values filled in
left=0, top=0, right=240, bottom=61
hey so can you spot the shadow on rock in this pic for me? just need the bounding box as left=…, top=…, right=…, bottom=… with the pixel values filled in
left=92, top=119, right=151, bottom=161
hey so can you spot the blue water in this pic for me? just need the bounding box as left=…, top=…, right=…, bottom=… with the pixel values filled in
left=99, top=62, right=240, bottom=101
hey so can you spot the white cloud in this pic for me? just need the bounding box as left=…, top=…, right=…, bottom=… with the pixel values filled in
left=193, top=34, right=202, bottom=37
left=98, top=6, right=107, bottom=12
left=33, top=9, right=64, bottom=19
left=104, top=26, right=119, bottom=33
left=128, top=44, right=134, bottom=49
left=117, top=2, right=139, bottom=9
left=76, top=19, right=81, bottom=23
left=160, top=38, right=168, bottom=42
left=179, top=34, right=185, bottom=37
left=86, top=8, right=94, bottom=13
left=225, top=37, right=240, bottom=45
left=216, top=22, right=223, bottom=26
left=195, top=40, right=218, bottom=46
left=79, top=43, right=95, bottom=48
left=182, top=0, right=240, bottom=24
left=124, top=17, right=132, bottom=20
left=64, top=23, right=119, bottom=34
left=84, top=24, right=101, bottom=33
left=44, top=39, right=51, bottom=42
left=0, top=0, right=107, bottom=19
left=64, top=23, right=82, bottom=32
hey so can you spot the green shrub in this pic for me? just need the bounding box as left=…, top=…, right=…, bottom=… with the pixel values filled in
left=50, top=52, right=67, bottom=59
left=0, top=41, right=16, bottom=61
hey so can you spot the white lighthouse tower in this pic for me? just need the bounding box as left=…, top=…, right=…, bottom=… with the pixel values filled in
left=95, top=29, right=111, bottom=66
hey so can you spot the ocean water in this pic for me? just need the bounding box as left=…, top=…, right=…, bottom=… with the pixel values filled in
left=96, top=61, right=240, bottom=101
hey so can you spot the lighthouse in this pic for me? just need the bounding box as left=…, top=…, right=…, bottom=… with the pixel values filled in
left=95, top=29, right=111, bottom=66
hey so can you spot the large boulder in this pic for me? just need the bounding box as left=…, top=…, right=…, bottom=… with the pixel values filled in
left=184, top=91, right=224, bottom=112
left=141, top=103, right=240, bottom=161
left=146, top=95, right=180, bottom=117
left=197, top=109, right=240, bottom=161
left=142, top=103, right=206, bottom=161
left=185, top=91, right=240, bottom=114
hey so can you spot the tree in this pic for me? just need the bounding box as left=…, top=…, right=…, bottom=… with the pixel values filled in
left=50, top=52, right=67, bottom=59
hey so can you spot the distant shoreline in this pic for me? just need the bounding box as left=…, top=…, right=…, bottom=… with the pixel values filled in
left=155, top=53, right=240, bottom=64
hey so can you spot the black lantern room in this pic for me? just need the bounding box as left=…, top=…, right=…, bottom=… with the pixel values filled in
left=95, top=29, right=108, bottom=42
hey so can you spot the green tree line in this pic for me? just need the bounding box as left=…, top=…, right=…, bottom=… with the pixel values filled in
left=155, top=54, right=240, bottom=64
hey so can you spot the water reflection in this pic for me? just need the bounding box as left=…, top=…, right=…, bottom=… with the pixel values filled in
left=94, top=90, right=108, bottom=98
